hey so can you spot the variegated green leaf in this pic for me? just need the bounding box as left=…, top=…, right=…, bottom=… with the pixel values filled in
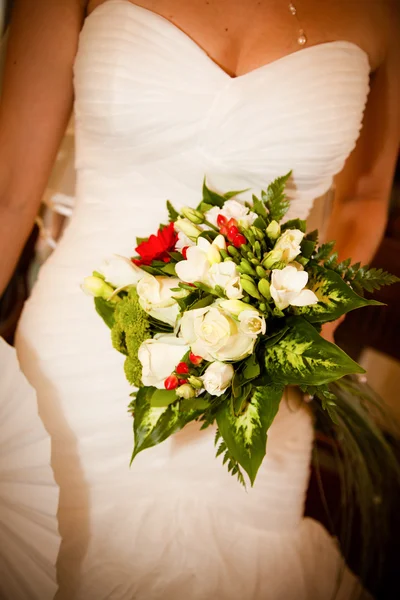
left=131, top=387, right=201, bottom=462
left=216, top=385, right=284, bottom=485
left=264, top=317, right=364, bottom=385
left=294, top=268, right=382, bottom=323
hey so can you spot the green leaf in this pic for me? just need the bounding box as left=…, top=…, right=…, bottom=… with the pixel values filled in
left=224, top=188, right=249, bottom=200
left=353, top=267, right=400, bottom=293
left=216, top=385, right=284, bottom=486
left=251, top=194, right=268, bottom=219
left=131, top=387, right=201, bottom=462
left=202, top=178, right=226, bottom=208
left=252, top=215, right=268, bottom=230
left=232, top=383, right=252, bottom=417
left=281, top=218, right=306, bottom=233
left=189, top=294, right=214, bottom=311
left=166, top=200, right=179, bottom=222
left=262, top=171, right=292, bottom=222
left=313, top=241, right=335, bottom=262
left=94, top=297, right=116, bottom=329
left=136, top=236, right=148, bottom=246
left=160, top=263, right=177, bottom=276
left=264, top=316, right=365, bottom=386
left=242, top=354, right=261, bottom=382
left=300, top=238, right=316, bottom=259
left=150, top=389, right=178, bottom=407
left=293, top=268, right=383, bottom=323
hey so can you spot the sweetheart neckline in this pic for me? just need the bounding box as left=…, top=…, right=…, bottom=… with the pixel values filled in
left=85, top=0, right=370, bottom=82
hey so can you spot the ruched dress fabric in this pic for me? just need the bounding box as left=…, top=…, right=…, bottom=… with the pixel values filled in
left=14, top=1, right=371, bottom=598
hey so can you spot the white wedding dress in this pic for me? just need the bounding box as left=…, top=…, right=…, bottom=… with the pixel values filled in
left=12, top=1, right=371, bottom=598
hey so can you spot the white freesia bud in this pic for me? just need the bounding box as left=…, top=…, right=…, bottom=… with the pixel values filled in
left=180, top=304, right=255, bottom=361
left=238, top=310, right=266, bottom=337
left=82, top=276, right=116, bottom=301
left=181, top=207, right=205, bottom=224
left=137, top=274, right=186, bottom=326
left=266, top=220, right=281, bottom=241
left=138, top=335, right=190, bottom=389
left=270, top=266, right=319, bottom=310
left=175, top=236, right=225, bottom=284
left=205, top=200, right=258, bottom=229
left=206, top=261, right=243, bottom=299
left=174, top=218, right=202, bottom=240
left=176, top=384, right=196, bottom=399
left=219, top=299, right=251, bottom=316
left=202, top=361, right=234, bottom=397
left=98, top=254, right=145, bottom=288
left=262, top=248, right=284, bottom=269
left=274, top=229, right=304, bottom=262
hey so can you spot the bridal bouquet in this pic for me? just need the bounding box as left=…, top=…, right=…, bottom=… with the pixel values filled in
left=83, top=173, right=398, bottom=485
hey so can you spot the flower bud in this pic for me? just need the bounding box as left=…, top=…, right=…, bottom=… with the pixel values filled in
left=239, top=259, right=257, bottom=276
left=240, top=278, right=262, bottom=300
left=227, top=245, right=241, bottom=258
left=82, top=276, right=116, bottom=301
left=256, top=265, right=267, bottom=278
left=258, top=278, right=272, bottom=300
left=251, top=227, right=265, bottom=242
left=188, top=376, right=204, bottom=389
left=266, top=220, right=281, bottom=241
left=219, top=299, right=251, bottom=316
left=174, top=218, right=202, bottom=240
left=262, top=249, right=284, bottom=269
left=181, top=207, right=205, bottom=224
left=176, top=383, right=196, bottom=399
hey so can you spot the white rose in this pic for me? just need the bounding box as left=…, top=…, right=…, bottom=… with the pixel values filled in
left=138, top=335, right=190, bottom=388
left=270, top=266, right=319, bottom=310
left=180, top=304, right=255, bottom=362
left=205, top=200, right=258, bottom=229
left=202, top=361, right=234, bottom=397
left=274, top=229, right=304, bottom=262
left=137, top=274, right=185, bottom=326
left=99, top=255, right=145, bottom=289
left=238, top=310, right=266, bottom=337
left=206, top=261, right=243, bottom=299
left=175, top=235, right=226, bottom=284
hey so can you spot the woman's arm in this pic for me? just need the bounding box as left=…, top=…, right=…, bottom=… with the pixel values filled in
left=0, top=0, right=86, bottom=295
left=322, top=14, right=399, bottom=342
left=325, top=18, right=399, bottom=266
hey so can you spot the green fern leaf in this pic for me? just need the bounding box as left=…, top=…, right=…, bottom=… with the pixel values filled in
left=262, top=171, right=292, bottom=222
left=166, top=200, right=179, bottom=222
left=354, top=267, right=400, bottom=293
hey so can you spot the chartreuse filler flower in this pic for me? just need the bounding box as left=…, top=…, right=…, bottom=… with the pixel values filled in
left=83, top=172, right=399, bottom=487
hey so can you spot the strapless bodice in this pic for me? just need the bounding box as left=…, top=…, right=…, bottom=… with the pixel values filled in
left=73, top=0, right=370, bottom=228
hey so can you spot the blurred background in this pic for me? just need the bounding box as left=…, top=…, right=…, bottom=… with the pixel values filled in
left=0, top=1, right=399, bottom=598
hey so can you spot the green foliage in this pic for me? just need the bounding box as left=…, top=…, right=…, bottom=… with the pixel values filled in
left=353, top=267, right=400, bottom=293
left=313, top=241, right=336, bottom=262
left=214, top=430, right=246, bottom=487
left=131, top=387, right=201, bottom=462
left=94, top=297, right=116, bottom=329
left=216, top=385, right=283, bottom=485
left=301, top=383, right=339, bottom=424
left=124, top=355, right=142, bottom=387
left=264, top=317, right=364, bottom=386
left=281, top=218, right=307, bottom=233
left=111, top=289, right=151, bottom=386
left=293, top=267, right=383, bottom=323
left=261, top=171, right=292, bottom=222
left=202, top=178, right=226, bottom=208
left=166, top=200, right=179, bottom=222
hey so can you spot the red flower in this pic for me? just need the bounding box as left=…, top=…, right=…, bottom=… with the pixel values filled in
left=133, top=222, right=178, bottom=266
left=164, top=374, right=179, bottom=390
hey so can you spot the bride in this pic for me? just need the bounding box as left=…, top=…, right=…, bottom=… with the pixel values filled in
left=0, top=1, right=399, bottom=598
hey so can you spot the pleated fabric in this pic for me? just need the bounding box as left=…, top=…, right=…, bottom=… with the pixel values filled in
left=14, top=1, right=370, bottom=598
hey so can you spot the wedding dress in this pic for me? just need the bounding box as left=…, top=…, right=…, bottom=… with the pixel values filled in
left=12, top=1, right=371, bottom=598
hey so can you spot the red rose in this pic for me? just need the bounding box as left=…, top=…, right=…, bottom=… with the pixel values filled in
left=133, top=222, right=178, bottom=266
